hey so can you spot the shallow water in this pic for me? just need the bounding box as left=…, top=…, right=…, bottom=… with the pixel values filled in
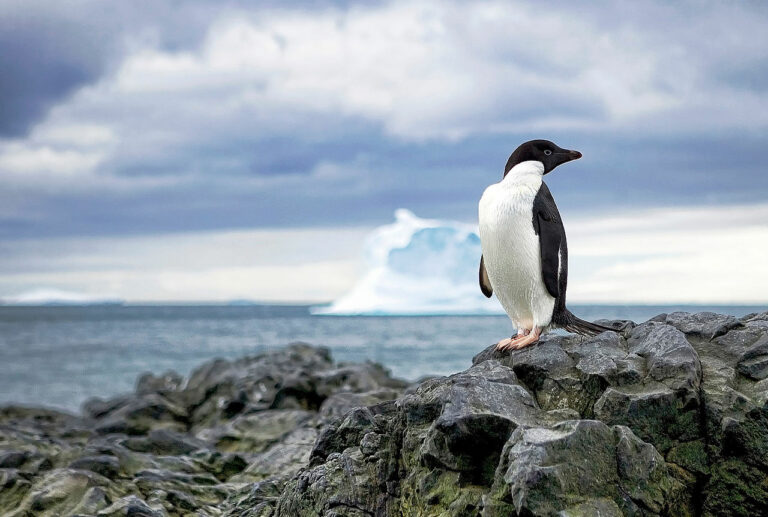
left=0, top=304, right=764, bottom=412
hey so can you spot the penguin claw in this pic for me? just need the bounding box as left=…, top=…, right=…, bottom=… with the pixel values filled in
left=509, top=328, right=541, bottom=350
left=495, top=327, right=539, bottom=352
left=495, top=335, right=528, bottom=351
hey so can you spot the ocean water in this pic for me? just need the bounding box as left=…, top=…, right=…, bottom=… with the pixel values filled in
left=0, top=304, right=765, bottom=412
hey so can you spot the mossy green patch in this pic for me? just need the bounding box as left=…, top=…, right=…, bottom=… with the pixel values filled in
left=722, top=408, right=768, bottom=469
left=703, top=460, right=768, bottom=516
left=667, top=440, right=709, bottom=476
left=399, top=468, right=486, bottom=516
left=0, top=470, right=32, bottom=514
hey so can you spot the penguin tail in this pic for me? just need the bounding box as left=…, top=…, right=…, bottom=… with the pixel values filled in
left=558, top=310, right=616, bottom=337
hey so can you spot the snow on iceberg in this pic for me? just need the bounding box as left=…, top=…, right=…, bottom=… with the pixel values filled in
left=314, top=209, right=503, bottom=315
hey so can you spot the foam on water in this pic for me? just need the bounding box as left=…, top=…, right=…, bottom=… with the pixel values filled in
left=315, top=209, right=502, bottom=315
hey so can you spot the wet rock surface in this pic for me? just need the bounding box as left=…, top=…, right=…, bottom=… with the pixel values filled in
left=3, top=312, right=768, bottom=516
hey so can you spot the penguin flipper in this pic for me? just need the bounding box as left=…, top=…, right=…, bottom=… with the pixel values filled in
left=536, top=212, right=562, bottom=299
left=479, top=255, right=493, bottom=298
left=533, top=182, right=565, bottom=300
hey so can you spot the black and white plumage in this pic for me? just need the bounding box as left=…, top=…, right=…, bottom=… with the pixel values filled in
left=478, top=139, right=613, bottom=350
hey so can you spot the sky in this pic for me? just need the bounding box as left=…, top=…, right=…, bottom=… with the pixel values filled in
left=1, top=0, right=767, bottom=304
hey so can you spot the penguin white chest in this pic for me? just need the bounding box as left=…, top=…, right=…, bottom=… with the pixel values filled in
left=478, top=161, right=555, bottom=329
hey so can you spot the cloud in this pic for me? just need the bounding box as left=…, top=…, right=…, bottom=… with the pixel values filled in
left=0, top=1, right=122, bottom=137
left=6, top=0, right=768, bottom=158
left=1, top=204, right=765, bottom=304
left=567, top=203, right=768, bottom=304
left=49, top=2, right=712, bottom=140
left=84, top=1, right=768, bottom=141
left=0, top=143, right=106, bottom=177
left=0, top=0, right=291, bottom=138
left=0, top=226, right=369, bottom=302
left=1, top=288, right=120, bottom=305
left=0, top=0, right=767, bottom=242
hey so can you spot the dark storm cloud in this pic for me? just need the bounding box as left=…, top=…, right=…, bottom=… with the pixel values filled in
left=0, top=3, right=116, bottom=137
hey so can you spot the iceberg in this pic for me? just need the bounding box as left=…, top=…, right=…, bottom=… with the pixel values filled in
left=314, top=209, right=503, bottom=315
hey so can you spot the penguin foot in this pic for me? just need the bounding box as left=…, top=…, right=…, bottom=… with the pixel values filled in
left=509, top=327, right=541, bottom=350
left=496, top=334, right=527, bottom=351
left=496, top=328, right=535, bottom=351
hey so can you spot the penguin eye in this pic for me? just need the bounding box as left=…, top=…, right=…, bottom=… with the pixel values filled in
left=543, top=150, right=552, bottom=156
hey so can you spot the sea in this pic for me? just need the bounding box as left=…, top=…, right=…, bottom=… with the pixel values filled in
left=1, top=304, right=765, bottom=413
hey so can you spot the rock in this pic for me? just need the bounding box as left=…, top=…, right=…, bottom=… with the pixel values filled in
left=737, top=334, right=768, bottom=380
left=664, top=311, right=740, bottom=340
left=132, top=468, right=228, bottom=513
left=703, top=460, right=768, bottom=516
left=486, top=420, right=687, bottom=515
left=196, top=409, right=314, bottom=453
left=0, top=469, right=33, bottom=514
left=311, top=402, right=396, bottom=466
left=68, top=455, right=120, bottom=479
left=742, top=312, right=768, bottom=330
left=123, top=429, right=207, bottom=456
left=0, top=450, right=29, bottom=469
left=311, top=362, right=409, bottom=400
left=492, top=420, right=621, bottom=514
left=613, top=425, right=678, bottom=513
left=278, top=312, right=768, bottom=515
left=318, top=388, right=402, bottom=421
left=276, top=447, right=397, bottom=517
left=223, top=478, right=285, bottom=517
left=136, top=370, right=184, bottom=396
left=5, top=313, right=768, bottom=515
left=0, top=405, right=91, bottom=441
left=82, top=395, right=134, bottom=420
left=278, top=398, right=404, bottom=516
left=190, top=449, right=248, bottom=481
left=557, top=498, right=624, bottom=517
left=1, top=343, right=408, bottom=516
left=475, top=337, right=587, bottom=414
left=8, top=468, right=114, bottom=517
left=96, top=495, right=164, bottom=516
left=666, top=439, right=709, bottom=476
left=93, top=394, right=188, bottom=435
left=414, top=361, right=542, bottom=477
left=626, top=322, right=700, bottom=392
left=185, top=343, right=336, bottom=426
left=234, top=426, right=319, bottom=482
left=589, top=322, right=702, bottom=453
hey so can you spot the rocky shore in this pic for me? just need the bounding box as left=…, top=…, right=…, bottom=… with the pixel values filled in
left=2, top=311, right=768, bottom=516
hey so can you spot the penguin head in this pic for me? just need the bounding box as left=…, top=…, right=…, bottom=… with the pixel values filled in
left=504, top=139, right=582, bottom=177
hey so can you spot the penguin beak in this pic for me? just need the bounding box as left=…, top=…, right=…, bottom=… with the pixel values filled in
left=564, top=149, right=582, bottom=161
left=552, top=149, right=581, bottom=169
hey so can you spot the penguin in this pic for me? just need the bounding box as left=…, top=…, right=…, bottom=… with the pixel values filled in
left=478, top=139, right=614, bottom=351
